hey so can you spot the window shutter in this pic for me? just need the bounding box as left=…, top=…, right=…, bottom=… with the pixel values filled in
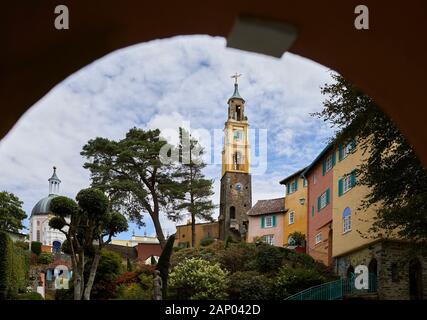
left=312, top=206, right=315, bottom=217
left=351, top=138, right=357, bottom=152
left=272, top=215, right=276, bottom=227
left=338, top=178, right=343, bottom=196
left=322, top=159, right=326, bottom=176
left=332, top=152, right=336, bottom=166
left=326, top=188, right=330, bottom=204
left=317, top=196, right=321, bottom=212
left=287, top=183, right=290, bottom=194
left=351, top=170, right=357, bottom=187
left=295, top=179, right=298, bottom=191
left=338, top=144, right=344, bottom=161
left=261, top=216, right=265, bottom=228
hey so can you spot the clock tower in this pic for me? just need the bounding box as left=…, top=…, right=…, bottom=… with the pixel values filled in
left=219, top=74, right=252, bottom=241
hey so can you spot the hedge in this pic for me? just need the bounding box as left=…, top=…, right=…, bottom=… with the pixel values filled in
left=0, top=232, right=30, bottom=299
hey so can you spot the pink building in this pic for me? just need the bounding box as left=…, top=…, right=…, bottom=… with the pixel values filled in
left=246, top=197, right=286, bottom=246
left=303, top=144, right=334, bottom=266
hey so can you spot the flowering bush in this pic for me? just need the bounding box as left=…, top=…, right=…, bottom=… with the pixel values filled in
left=169, top=258, right=228, bottom=300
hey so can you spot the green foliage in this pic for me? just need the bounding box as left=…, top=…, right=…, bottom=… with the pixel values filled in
left=50, top=196, right=79, bottom=218
left=288, top=231, right=305, bottom=246
left=81, top=128, right=181, bottom=247
left=217, top=242, right=258, bottom=273
left=156, top=234, right=175, bottom=299
left=55, top=289, right=74, bottom=300
left=116, top=283, right=147, bottom=300
left=15, top=292, right=44, bottom=300
left=37, top=252, right=54, bottom=265
left=0, top=232, right=30, bottom=299
left=254, top=244, right=289, bottom=273
left=169, top=258, right=228, bottom=300
left=30, top=241, right=42, bottom=256
left=0, top=191, right=27, bottom=233
left=200, top=238, right=215, bottom=247
left=76, top=188, right=109, bottom=218
left=15, top=241, right=29, bottom=251
left=90, top=249, right=123, bottom=300
left=316, top=74, right=427, bottom=244
left=274, top=266, right=326, bottom=298
left=227, top=271, right=274, bottom=300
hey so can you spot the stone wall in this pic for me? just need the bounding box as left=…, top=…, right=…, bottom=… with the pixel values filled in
left=335, top=240, right=427, bottom=300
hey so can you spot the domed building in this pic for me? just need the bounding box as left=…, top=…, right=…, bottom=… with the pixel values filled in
left=29, top=167, right=68, bottom=253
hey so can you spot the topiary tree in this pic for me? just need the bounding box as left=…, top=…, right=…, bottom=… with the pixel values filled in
left=156, top=234, right=175, bottom=299
left=169, top=258, right=229, bottom=300
left=49, top=188, right=128, bottom=300
left=30, top=241, right=42, bottom=256
left=37, top=252, right=53, bottom=265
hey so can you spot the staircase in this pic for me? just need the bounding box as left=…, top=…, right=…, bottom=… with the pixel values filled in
left=286, top=273, right=377, bottom=300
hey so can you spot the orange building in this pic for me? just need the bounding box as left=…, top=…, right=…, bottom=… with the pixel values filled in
left=279, top=168, right=308, bottom=249
left=174, top=221, right=219, bottom=248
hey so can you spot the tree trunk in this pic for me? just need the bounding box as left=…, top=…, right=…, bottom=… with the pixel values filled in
left=191, top=211, right=196, bottom=247
left=74, top=273, right=82, bottom=300
left=83, top=251, right=101, bottom=300
left=152, top=212, right=166, bottom=248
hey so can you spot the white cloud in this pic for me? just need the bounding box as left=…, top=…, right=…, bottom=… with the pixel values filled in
left=0, top=35, right=335, bottom=239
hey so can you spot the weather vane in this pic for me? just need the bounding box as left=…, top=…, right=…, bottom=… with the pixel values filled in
left=231, top=72, right=242, bottom=84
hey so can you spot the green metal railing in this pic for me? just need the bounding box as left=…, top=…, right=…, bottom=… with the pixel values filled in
left=286, top=273, right=377, bottom=300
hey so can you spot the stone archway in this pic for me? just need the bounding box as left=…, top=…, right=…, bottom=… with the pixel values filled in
left=409, top=258, right=423, bottom=300
left=2, top=2, right=427, bottom=167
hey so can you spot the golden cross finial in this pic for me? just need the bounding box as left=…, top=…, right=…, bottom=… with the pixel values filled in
left=231, top=72, right=242, bottom=84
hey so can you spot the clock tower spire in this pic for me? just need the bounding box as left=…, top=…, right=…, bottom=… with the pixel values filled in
left=219, top=74, right=252, bottom=241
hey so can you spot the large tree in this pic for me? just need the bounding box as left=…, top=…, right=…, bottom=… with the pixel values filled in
left=173, top=128, right=216, bottom=247
left=81, top=128, right=180, bottom=248
left=315, top=73, right=427, bottom=244
left=0, top=191, right=26, bottom=233
left=49, top=188, right=128, bottom=300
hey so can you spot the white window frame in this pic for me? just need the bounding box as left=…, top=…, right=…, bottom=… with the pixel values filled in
left=264, top=216, right=273, bottom=228
left=343, top=175, right=353, bottom=193
left=320, top=192, right=328, bottom=209
left=288, top=211, right=295, bottom=225
left=315, top=233, right=322, bottom=244
left=343, top=215, right=352, bottom=233
left=313, top=174, right=317, bottom=184
left=343, top=142, right=354, bottom=158
left=262, top=234, right=274, bottom=245
left=325, top=154, right=333, bottom=172
left=303, top=178, right=307, bottom=187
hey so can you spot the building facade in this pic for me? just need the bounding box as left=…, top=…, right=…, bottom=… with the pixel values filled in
left=219, top=78, right=252, bottom=241
left=174, top=221, right=219, bottom=248
left=303, top=145, right=335, bottom=266
left=279, top=169, right=308, bottom=248
left=29, top=167, right=68, bottom=253
left=246, top=197, right=286, bottom=246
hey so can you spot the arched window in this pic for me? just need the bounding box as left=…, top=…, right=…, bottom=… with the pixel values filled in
left=233, top=151, right=243, bottom=170
left=230, top=206, right=236, bottom=219
left=342, top=207, right=351, bottom=233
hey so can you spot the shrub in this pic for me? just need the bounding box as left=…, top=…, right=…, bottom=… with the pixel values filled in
left=55, top=289, right=73, bottom=300
left=15, top=241, right=29, bottom=251
left=169, top=258, right=228, bottom=300
left=156, top=234, right=175, bottom=299
left=30, top=241, right=42, bottom=256
left=218, top=242, right=258, bottom=273
left=37, top=252, right=54, bottom=265
left=15, top=292, right=44, bottom=300
left=274, top=266, right=326, bottom=298
left=116, top=283, right=147, bottom=300
left=255, top=244, right=290, bottom=273
left=0, top=232, right=30, bottom=299
left=227, top=271, right=274, bottom=300
left=200, top=238, right=215, bottom=247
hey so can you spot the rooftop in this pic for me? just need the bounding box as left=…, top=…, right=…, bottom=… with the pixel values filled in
left=247, top=197, right=286, bottom=216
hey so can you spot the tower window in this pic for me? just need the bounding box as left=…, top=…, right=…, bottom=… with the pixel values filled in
left=236, top=105, right=241, bottom=121
left=230, top=206, right=236, bottom=219
left=233, top=151, right=243, bottom=170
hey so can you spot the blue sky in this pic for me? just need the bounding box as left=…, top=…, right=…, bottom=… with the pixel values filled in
left=0, top=35, right=335, bottom=239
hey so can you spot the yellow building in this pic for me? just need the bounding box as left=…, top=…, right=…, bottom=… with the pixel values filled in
left=174, top=221, right=219, bottom=248
left=332, top=140, right=377, bottom=259
left=279, top=168, right=308, bottom=247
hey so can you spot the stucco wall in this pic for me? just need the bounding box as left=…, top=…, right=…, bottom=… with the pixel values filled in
left=174, top=222, right=219, bottom=247
left=247, top=214, right=284, bottom=246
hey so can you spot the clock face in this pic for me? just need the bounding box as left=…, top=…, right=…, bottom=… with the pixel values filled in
left=234, top=183, right=242, bottom=191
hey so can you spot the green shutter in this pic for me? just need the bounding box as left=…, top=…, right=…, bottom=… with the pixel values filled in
left=287, top=183, right=290, bottom=194
left=351, top=138, right=357, bottom=152
left=338, top=144, right=344, bottom=161
left=317, top=196, right=321, bottom=212
left=326, top=188, right=330, bottom=205
left=295, top=179, right=298, bottom=191
left=338, top=178, right=343, bottom=196
left=351, top=169, right=357, bottom=187
left=272, top=215, right=276, bottom=227
left=332, top=152, right=336, bottom=166
left=261, top=216, right=265, bottom=228
left=312, top=206, right=315, bottom=217
left=322, top=159, right=326, bottom=176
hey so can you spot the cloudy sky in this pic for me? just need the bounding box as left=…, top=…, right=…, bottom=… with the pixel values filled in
left=0, top=35, right=335, bottom=239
